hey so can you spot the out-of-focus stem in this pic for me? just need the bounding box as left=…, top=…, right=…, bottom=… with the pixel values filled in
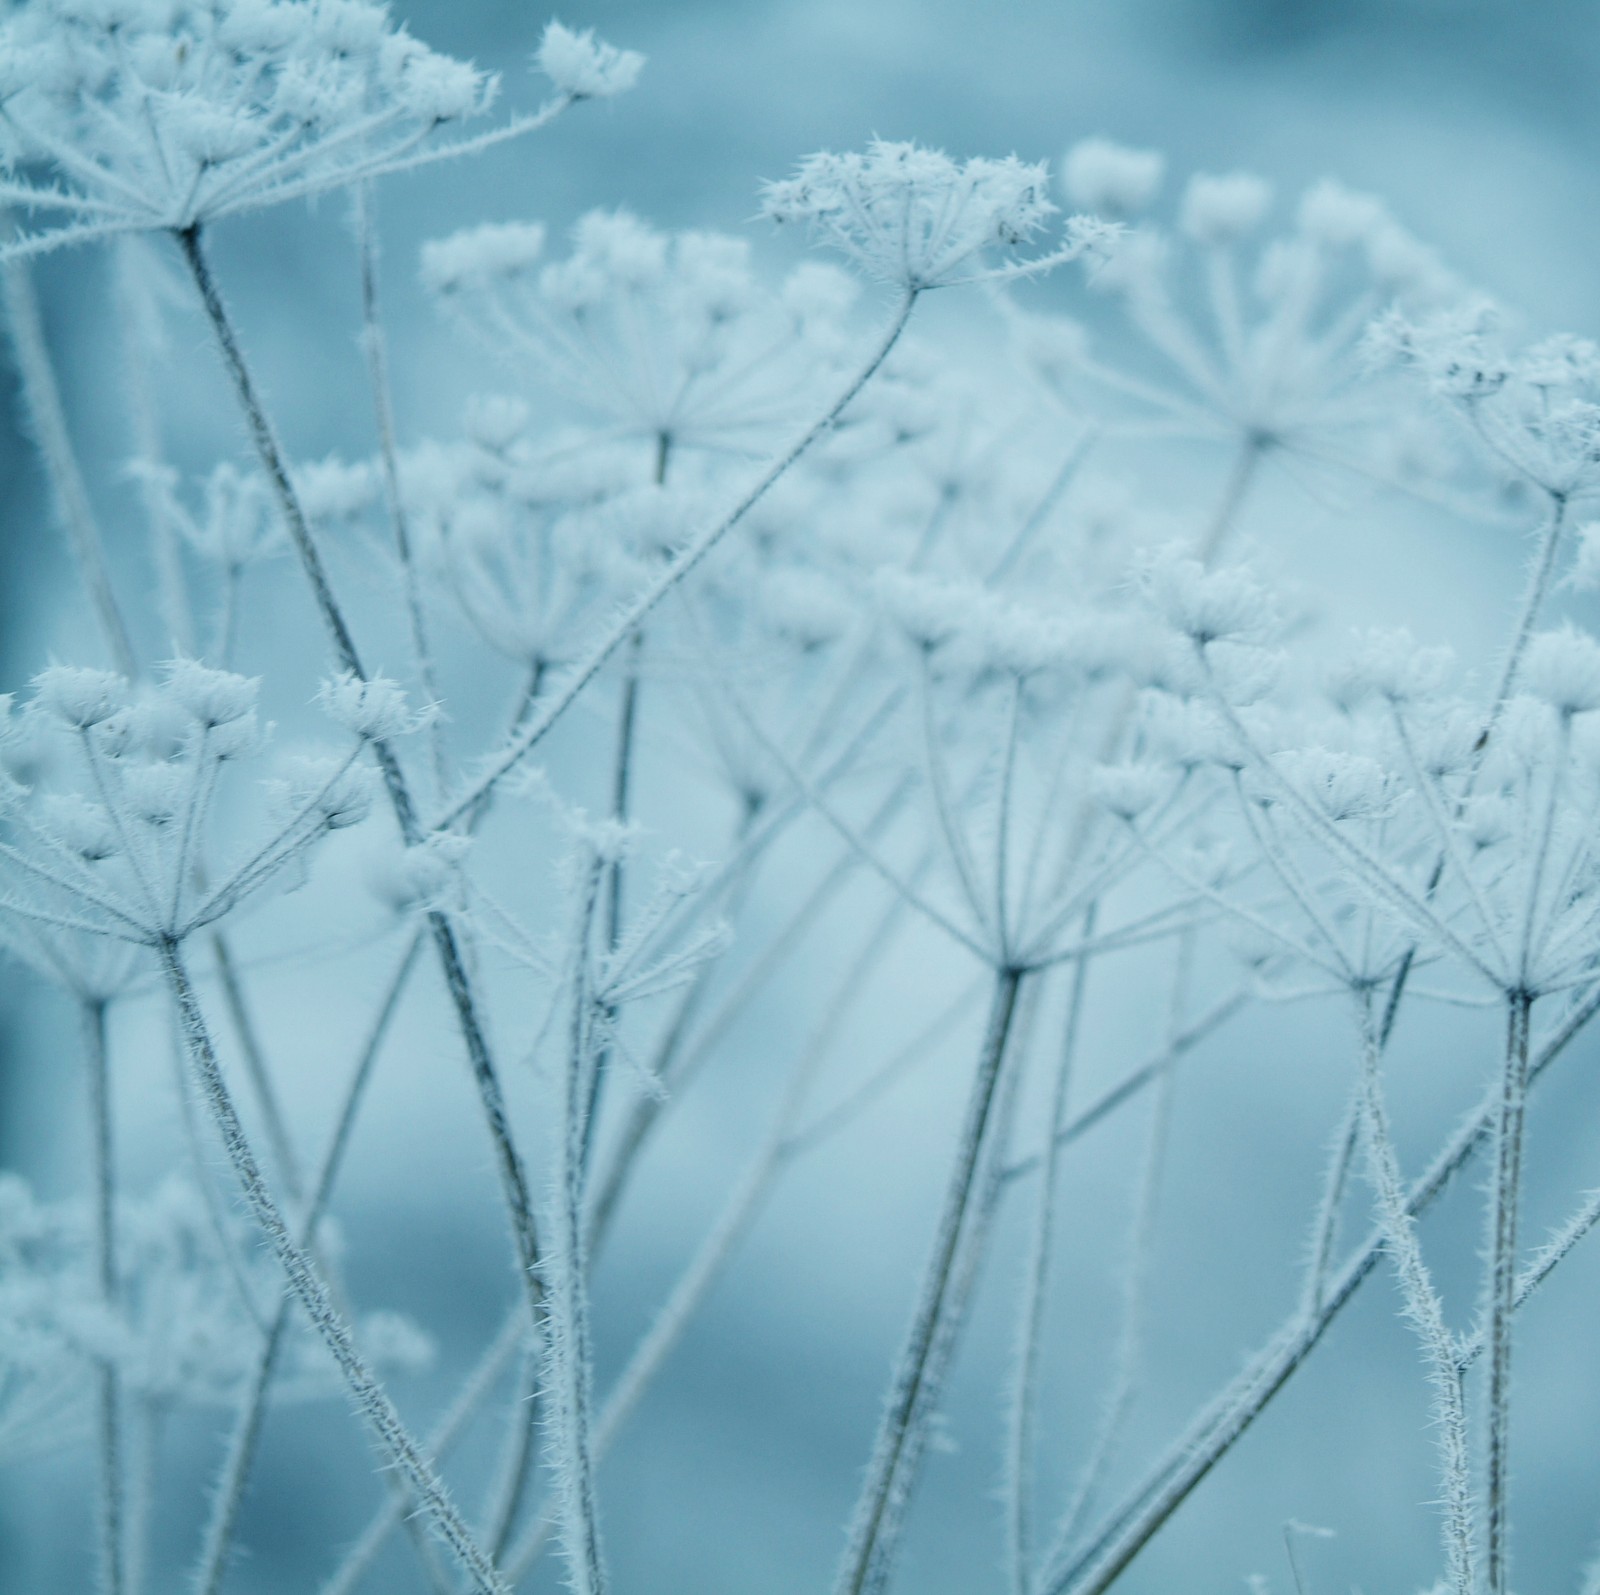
left=1, top=244, right=138, bottom=676
left=82, top=997, right=126, bottom=1595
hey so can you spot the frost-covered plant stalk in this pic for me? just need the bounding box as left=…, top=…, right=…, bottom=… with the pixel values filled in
left=7, top=10, right=1600, bottom=1595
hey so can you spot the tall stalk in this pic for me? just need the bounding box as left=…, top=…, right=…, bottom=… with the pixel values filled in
left=1, top=247, right=138, bottom=677
left=81, top=997, right=125, bottom=1595
left=189, top=931, right=425, bottom=1595
left=1006, top=926, right=1093, bottom=1595
left=175, top=223, right=546, bottom=1332
left=1043, top=980, right=1600, bottom=1595
left=835, top=965, right=1023, bottom=1595
left=1485, top=988, right=1534, bottom=1595
left=1353, top=991, right=1476, bottom=1595
left=157, top=935, right=510, bottom=1595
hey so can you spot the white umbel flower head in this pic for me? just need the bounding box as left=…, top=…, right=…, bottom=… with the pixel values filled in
left=762, top=139, right=1106, bottom=291
left=0, top=0, right=622, bottom=256
left=317, top=673, right=419, bottom=742
left=1061, top=138, right=1164, bottom=218
left=1522, top=626, right=1600, bottom=718
left=536, top=21, right=644, bottom=100
left=1180, top=172, right=1273, bottom=244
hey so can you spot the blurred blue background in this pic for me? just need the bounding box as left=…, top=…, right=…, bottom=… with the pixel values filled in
left=4, top=2, right=1600, bottom=1592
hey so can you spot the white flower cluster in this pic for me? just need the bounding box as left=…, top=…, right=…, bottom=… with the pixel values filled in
left=1375, top=311, right=1600, bottom=500
left=762, top=138, right=1107, bottom=292
left=0, top=0, right=639, bottom=255
left=425, top=207, right=858, bottom=460
left=0, top=660, right=373, bottom=949
left=0, top=1173, right=430, bottom=1441
left=1022, top=141, right=1461, bottom=491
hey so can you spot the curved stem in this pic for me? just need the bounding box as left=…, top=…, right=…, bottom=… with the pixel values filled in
left=1041, top=979, right=1600, bottom=1595
left=158, top=936, right=509, bottom=1595
left=189, top=932, right=424, bottom=1595
left=177, top=222, right=546, bottom=1334
left=835, top=965, right=1023, bottom=1595
left=436, top=287, right=920, bottom=831
left=82, top=998, right=126, bottom=1595
left=1, top=243, right=138, bottom=677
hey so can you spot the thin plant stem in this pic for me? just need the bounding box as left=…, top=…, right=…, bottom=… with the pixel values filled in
left=177, top=223, right=546, bottom=1332
left=1197, top=432, right=1265, bottom=563
left=317, top=1308, right=528, bottom=1595
left=1352, top=990, right=1476, bottom=1595
left=835, top=964, right=1024, bottom=1595
left=434, top=287, right=920, bottom=831
left=1, top=242, right=138, bottom=676
left=82, top=997, right=126, bottom=1595
left=580, top=618, right=647, bottom=1182
left=1378, top=488, right=1571, bottom=1045
left=354, top=184, right=446, bottom=798
left=478, top=1348, right=539, bottom=1561
left=1485, top=987, right=1534, bottom=1595
left=546, top=858, right=609, bottom=1595
left=113, top=236, right=192, bottom=657
left=1040, top=978, right=1600, bottom=1595
left=189, top=931, right=425, bottom=1595
left=157, top=934, right=511, bottom=1595
left=1006, top=916, right=1095, bottom=1595
left=1301, top=1087, right=1361, bottom=1320
left=1044, top=930, right=1189, bottom=1568
left=210, top=930, right=302, bottom=1202
left=509, top=961, right=995, bottom=1583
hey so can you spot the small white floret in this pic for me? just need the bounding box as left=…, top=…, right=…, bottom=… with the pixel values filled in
left=536, top=21, right=644, bottom=101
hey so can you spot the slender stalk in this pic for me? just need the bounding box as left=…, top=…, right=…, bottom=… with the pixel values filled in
left=1196, top=432, right=1264, bottom=563
left=113, top=236, right=193, bottom=658
left=354, top=185, right=445, bottom=797
left=1041, top=978, right=1600, bottom=1595
left=157, top=935, right=510, bottom=1595
left=435, top=287, right=920, bottom=831
left=835, top=965, right=1023, bottom=1595
left=478, top=1350, right=540, bottom=1561
left=318, top=1308, right=528, bottom=1595
left=176, top=223, right=545, bottom=1331
left=547, top=860, right=609, bottom=1595
left=210, top=930, right=302, bottom=1202
left=1043, top=931, right=1188, bottom=1567
left=1353, top=991, right=1476, bottom=1595
left=189, top=932, right=424, bottom=1595
left=1379, top=489, right=1571, bottom=1044
left=579, top=619, right=647, bottom=1180
left=1485, top=988, right=1534, bottom=1595
left=1301, top=1087, right=1361, bottom=1320
left=82, top=998, right=126, bottom=1595
left=1, top=244, right=138, bottom=676
left=1006, top=921, right=1094, bottom=1595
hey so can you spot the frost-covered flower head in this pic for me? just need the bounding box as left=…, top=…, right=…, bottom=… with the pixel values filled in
left=0, top=660, right=380, bottom=948
left=424, top=209, right=857, bottom=462
left=0, top=2, right=635, bottom=254
left=762, top=139, right=1107, bottom=293
left=1060, top=137, right=1164, bottom=219
left=145, top=459, right=284, bottom=572
left=1374, top=310, right=1600, bottom=501
left=0, top=1174, right=430, bottom=1418
left=402, top=431, right=622, bottom=669
left=1027, top=152, right=1460, bottom=483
